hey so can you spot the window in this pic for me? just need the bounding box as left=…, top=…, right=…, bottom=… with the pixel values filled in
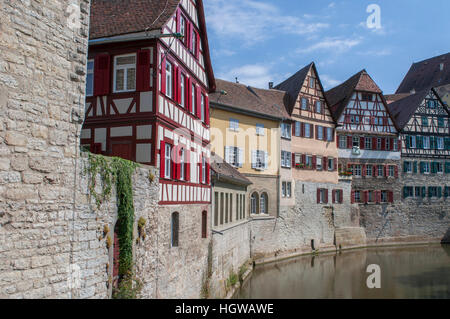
left=427, top=100, right=436, bottom=108
left=171, top=212, right=179, bottom=247
left=353, top=165, right=362, bottom=177
left=404, top=162, right=412, bottom=173
left=333, top=190, right=343, bottom=204
left=226, top=146, right=240, bottom=167
left=180, top=15, right=187, bottom=46
left=326, top=128, right=333, bottom=142
left=179, top=148, right=185, bottom=180
left=180, top=73, right=186, bottom=108
left=317, top=126, right=324, bottom=140
left=354, top=191, right=361, bottom=203
left=191, top=29, right=197, bottom=56
left=251, top=193, right=259, bottom=215
left=305, top=123, right=312, bottom=138
left=365, top=137, right=372, bottom=149
left=317, top=157, right=323, bottom=171
left=253, top=150, right=267, bottom=170
left=281, top=123, right=291, bottom=139
left=367, top=191, right=374, bottom=203
left=282, top=182, right=286, bottom=198
left=339, top=135, right=347, bottom=149
left=309, top=78, right=315, bottom=88
left=328, top=158, right=334, bottom=171
left=201, top=94, right=205, bottom=122
left=201, top=211, right=207, bottom=238
left=437, top=137, right=444, bottom=150
left=415, top=187, right=422, bottom=198
left=353, top=136, right=360, bottom=148
left=220, top=193, right=224, bottom=224
left=361, top=93, right=373, bottom=101
left=165, top=60, right=173, bottom=98
left=318, top=189, right=327, bottom=204
left=301, top=98, right=308, bottom=110
left=295, top=122, right=301, bottom=137
left=381, top=191, right=388, bottom=203
left=388, top=166, right=395, bottom=177
left=407, top=135, right=416, bottom=149
left=428, top=187, right=439, bottom=198
left=377, top=165, right=384, bottom=177
left=86, top=60, right=94, bottom=96
left=386, top=139, right=390, bottom=150
left=191, top=83, right=196, bottom=115
left=316, top=101, right=321, bottom=113
left=202, top=156, right=206, bottom=183
left=114, top=54, right=136, bottom=92
left=281, top=151, right=292, bottom=168
left=393, top=139, right=399, bottom=151
left=366, top=165, right=373, bottom=177
left=305, top=155, right=313, bottom=168
left=423, top=162, right=431, bottom=174
left=164, top=144, right=172, bottom=179
left=260, top=193, right=268, bottom=214
left=438, top=117, right=445, bottom=128
left=256, top=124, right=265, bottom=136
left=424, top=136, right=430, bottom=149
left=377, top=138, right=382, bottom=150
left=422, top=116, right=429, bottom=127
left=229, top=118, right=239, bottom=131
left=286, top=182, right=292, bottom=198
left=214, top=192, right=219, bottom=226
left=437, top=162, right=444, bottom=173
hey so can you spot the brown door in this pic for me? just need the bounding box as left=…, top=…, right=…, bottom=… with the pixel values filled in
left=111, top=143, right=132, bottom=161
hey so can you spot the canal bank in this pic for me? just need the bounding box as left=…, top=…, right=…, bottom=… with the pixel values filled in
left=233, top=243, right=450, bottom=299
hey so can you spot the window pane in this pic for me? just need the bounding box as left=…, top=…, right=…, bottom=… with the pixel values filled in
left=127, top=68, right=136, bottom=91
left=115, top=69, right=124, bottom=91
left=117, top=55, right=136, bottom=65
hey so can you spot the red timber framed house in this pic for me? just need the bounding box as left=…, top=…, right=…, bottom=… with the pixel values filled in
left=387, top=88, right=450, bottom=201
left=82, top=0, right=215, bottom=207
left=325, top=70, right=401, bottom=206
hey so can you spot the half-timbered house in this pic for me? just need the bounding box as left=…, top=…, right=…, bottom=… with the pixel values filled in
left=325, top=70, right=401, bottom=206
left=387, top=88, right=450, bottom=201
left=83, top=0, right=215, bottom=298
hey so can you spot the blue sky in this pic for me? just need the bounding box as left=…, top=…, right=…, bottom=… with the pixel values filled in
left=204, top=0, right=450, bottom=94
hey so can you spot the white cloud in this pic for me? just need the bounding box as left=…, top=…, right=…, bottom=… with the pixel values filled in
left=328, top=2, right=336, bottom=8
left=218, top=64, right=274, bottom=89
left=297, top=37, right=362, bottom=54
left=205, top=0, right=329, bottom=44
left=357, top=48, right=392, bottom=57
left=320, top=74, right=341, bottom=89
left=213, top=49, right=237, bottom=57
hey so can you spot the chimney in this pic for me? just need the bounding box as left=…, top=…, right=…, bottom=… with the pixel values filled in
left=268, top=82, right=274, bottom=89
left=440, top=63, right=444, bottom=71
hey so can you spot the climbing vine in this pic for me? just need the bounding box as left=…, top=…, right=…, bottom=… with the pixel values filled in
left=84, top=153, right=140, bottom=298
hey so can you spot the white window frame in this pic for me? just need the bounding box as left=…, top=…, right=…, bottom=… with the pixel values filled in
left=317, top=126, right=324, bottom=140
left=281, top=151, right=291, bottom=168
left=317, top=156, right=323, bottom=171
left=165, top=60, right=173, bottom=99
left=437, top=137, right=444, bottom=150
left=326, top=127, right=333, bottom=142
left=339, top=135, right=347, bottom=148
left=353, top=165, right=362, bottom=177
left=388, top=166, right=395, bottom=177
left=287, top=182, right=292, bottom=198
left=202, top=156, right=206, bottom=184
left=179, top=148, right=185, bottom=181
left=191, top=83, right=196, bottom=115
left=366, top=165, right=373, bottom=176
left=301, top=98, right=308, bottom=110
left=316, top=101, right=321, bottom=113
left=113, top=53, right=136, bottom=93
left=229, top=118, right=239, bottom=131
left=282, top=182, right=286, bottom=198
left=365, top=137, right=372, bottom=149
left=86, top=59, right=94, bottom=97
left=180, top=73, right=186, bottom=108
left=254, top=150, right=266, bottom=170
left=424, top=136, right=430, bottom=149
left=310, top=78, right=315, bottom=88
left=256, top=124, right=265, bottom=136
left=164, top=144, right=172, bottom=179
left=281, top=123, right=291, bottom=139
left=305, top=123, right=312, bottom=138
left=377, top=165, right=384, bottom=177
left=201, top=93, right=205, bottom=122
left=354, top=191, right=361, bottom=203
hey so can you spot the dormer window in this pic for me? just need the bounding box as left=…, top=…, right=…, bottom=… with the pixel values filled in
left=361, top=93, right=373, bottom=101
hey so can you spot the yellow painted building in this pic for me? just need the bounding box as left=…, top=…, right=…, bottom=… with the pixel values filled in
left=209, top=79, right=289, bottom=217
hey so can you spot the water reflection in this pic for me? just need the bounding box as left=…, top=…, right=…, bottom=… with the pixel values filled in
left=237, top=245, right=450, bottom=299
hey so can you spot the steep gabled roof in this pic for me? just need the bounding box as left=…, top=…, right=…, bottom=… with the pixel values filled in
left=273, top=63, right=312, bottom=113
left=396, top=52, right=450, bottom=94
left=210, top=153, right=252, bottom=186
left=384, top=93, right=411, bottom=104
left=435, top=84, right=450, bottom=106
left=325, top=70, right=383, bottom=122
left=209, top=79, right=290, bottom=120
left=90, top=0, right=180, bottom=39
left=387, top=89, right=430, bottom=130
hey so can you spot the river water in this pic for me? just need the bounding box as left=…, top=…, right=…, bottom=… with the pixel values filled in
left=236, top=244, right=450, bottom=299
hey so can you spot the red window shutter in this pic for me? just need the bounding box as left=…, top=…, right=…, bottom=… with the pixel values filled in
left=373, top=165, right=378, bottom=177
left=206, top=159, right=210, bottom=185
left=187, top=77, right=192, bottom=113
left=315, top=126, right=319, bottom=140
left=186, top=22, right=191, bottom=50
left=394, top=165, right=399, bottom=178
left=345, top=115, right=350, bottom=123
left=172, top=146, right=177, bottom=180
left=381, top=138, right=386, bottom=150
left=351, top=190, right=355, bottom=204
left=377, top=191, right=382, bottom=203
left=185, top=149, right=191, bottom=182
left=347, top=136, right=352, bottom=149
left=340, top=190, right=343, bottom=203
left=360, top=137, right=365, bottom=150
left=317, top=189, right=321, bottom=204
left=384, top=165, right=388, bottom=177
left=292, top=153, right=296, bottom=166
left=323, top=157, right=328, bottom=170
left=301, top=123, right=305, bottom=137
left=198, top=160, right=202, bottom=184
left=398, top=139, right=402, bottom=150
left=362, top=165, right=366, bottom=177
left=160, top=141, right=166, bottom=178
left=312, top=156, right=317, bottom=170
left=372, top=137, right=377, bottom=150
left=160, top=54, right=166, bottom=94
left=175, top=147, right=181, bottom=180
left=334, top=159, right=338, bottom=171
left=172, top=64, right=178, bottom=102
left=310, top=124, right=314, bottom=139
left=383, top=117, right=388, bottom=126
left=390, top=138, right=394, bottom=151
left=196, top=87, right=202, bottom=118
left=136, top=49, right=150, bottom=91
left=205, top=95, right=210, bottom=125
left=363, top=191, right=368, bottom=203
left=177, top=68, right=182, bottom=104
left=94, top=54, right=110, bottom=96
left=388, top=191, right=394, bottom=203
left=325, top=189, right=329, bottom=204
left=93, top=143, right=102, bottom=155
left=302, top=154, right=306, bottom=165
left=332, top=190, right=336, bottom=203
left=292, top=123, right=295, bottom=135
left=176, top=9, right=181, bottom=33
left=196, top=31, right=200, bottom=58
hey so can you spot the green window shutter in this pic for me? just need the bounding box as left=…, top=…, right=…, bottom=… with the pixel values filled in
left=445, top=162, right=450, bottom=174
left=421, top=187, right=426, bottom=198
left=403, top=162, right=408, bottom=173
left=431, top=162, right=436, bottom=174
left=420, top=162, right=425, bottom=173
left=405, top=136, right=410, bottom=149
left=413, top=162, right=418, bottom=174
left=418, top=136, right=423, bottom=149
left=428, top=187, right=433, bottom=198
left=403, top=187, right=408, bottom=199
left=438, top=187, right=442, bottom=198
left=445, top=187, right=449, bottom=198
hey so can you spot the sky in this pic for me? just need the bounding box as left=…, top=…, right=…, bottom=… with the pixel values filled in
left=204, top=0, right=450, bottom=94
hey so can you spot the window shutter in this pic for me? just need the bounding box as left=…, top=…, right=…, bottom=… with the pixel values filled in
left=384, top=165, right=388, bottom=178
left=94, top=54, right=110, bottom=96
left=388, top=191, right=394, bottom=203
left=421, top=186, right=426, bottom=198
left=177, top=68, right=182, bottom=104
left=315, top=126, right=319, bottom=140
left=185, top=149, right=191, bottom=182
left=351, top=190, right=355, bottom=204
left=310, top=124, right=314, bottom=139
left=301, top=122, right=305, bottom=137
left=160, top=54, right=166, bottom=94
left=428, top=187, right=432, bottom=198
left=376, top=191, right=381, bottom=203
left=325, top=189, right=329, bottom=204
left=196, top=31, right=201, bottom=58
left=332, top=190, right=336, bottom=203
left=206, top=158, right=210, bottom=185
left=198, top=155, right=202, bottom=184
left=445, top=162, right=450, bottom=174
left=312, top=156, right=317, bottom=170
left=360, top=137, right=365, bottom=149
left=339, top=190, right=343, bottom=203
left=302, top=154, right=306, bottom=166
left=205, top=95, right=210, bottom=125
left=381, top=138, right=386, bottom=150
left=413, top=162, right=418, bottom=174
left=317, top=189, right=321, bottom=204
left=239, top=148, right=244, bottom=168
left=160, top=141, right=166, bottom=178
left=264, top=152, right=269, bottom=170
left=251, top=150, right=256, bottom=169
left=394, top=165, right=399, bottom=178
left=372, top=137, right=377, bottom=150
left=403, top=162, right=408, bottom=173
left=292, top=153, right=296, bottom=167
left=175, top=146, right=181, bottom=180
left=347, top=136, right=352, bottom=149
left=363, top=191, right=368, bottom=203
left=323, top=157, right=328, bottom=170
left=390, top=138, right=394, bottom=151
left=176, top=9, right=181, bottom=33
left=420, top=162, right=424, bottom=173
left=362, top=165, right=366, bottom=177
left=403, top=187, right=408, bottom=199
left=334, top=159, right=337, bottom=171
left=172, top=146, right=178, bottom=180
left=136, top=49, right=151, bottom=91
left=187, top=77, right=192, bottom=113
